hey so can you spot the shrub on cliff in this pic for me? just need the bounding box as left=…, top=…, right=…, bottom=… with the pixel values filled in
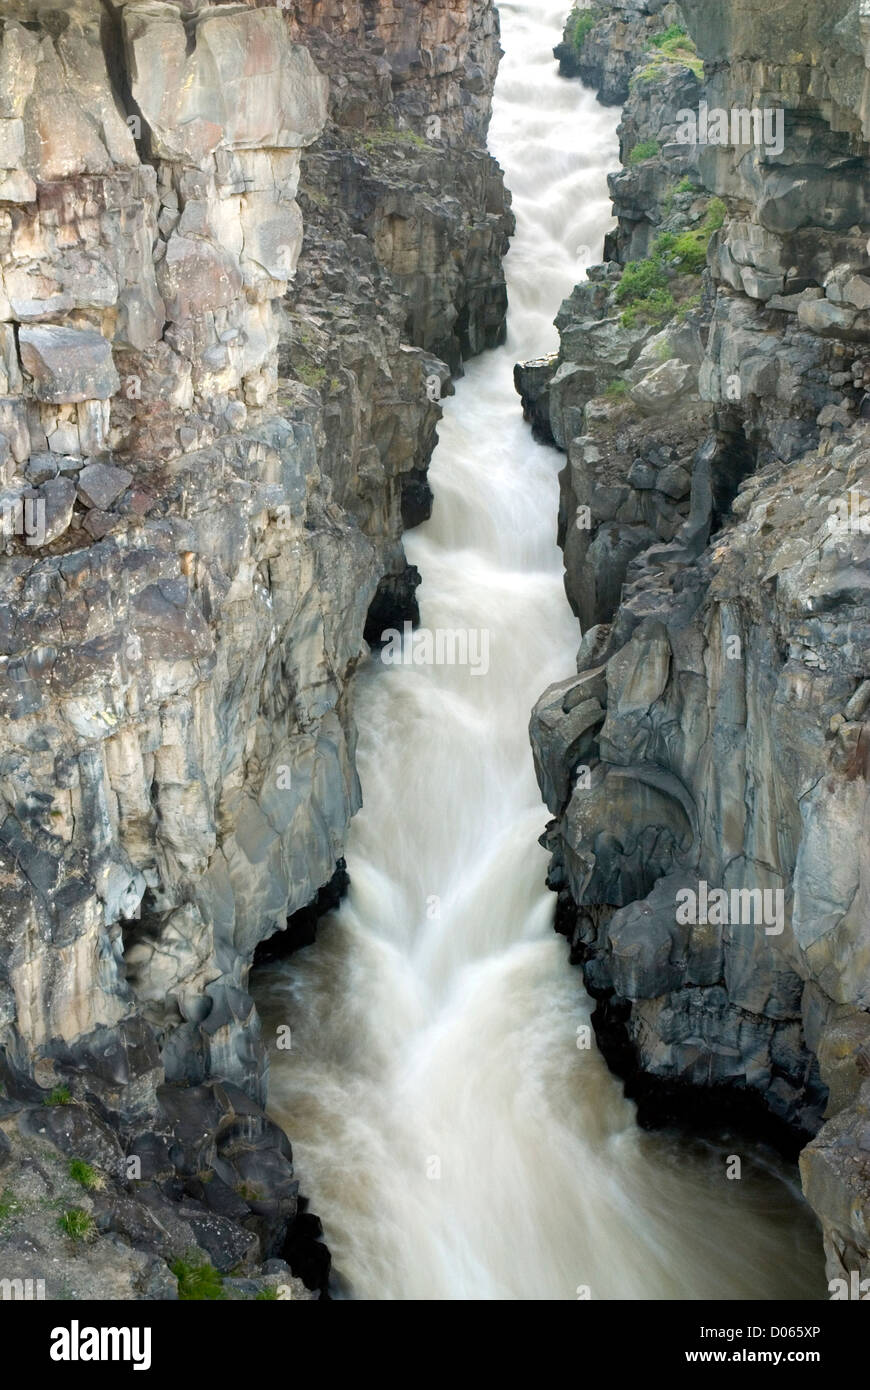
left=619, top=287, right=677, bottom=329
left=567, top=6, right=600, bottom=54
left=615, top=198, right=724, bottom=327
left=655, top=197, right=725, bottom=272
left=616, top=256, right=669, bottom=304
left=632, top=23, right=704, bottom=86
left=629, top=138, right=660, bottom=165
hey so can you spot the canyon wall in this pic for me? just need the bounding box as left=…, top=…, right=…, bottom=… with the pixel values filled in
left=0, top=0, right=510, bottom=1297
left=524, top=0, right=870, bottom=1285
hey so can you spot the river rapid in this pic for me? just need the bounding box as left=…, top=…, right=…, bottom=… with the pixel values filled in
left=255, top=0, right=825, bottom=1301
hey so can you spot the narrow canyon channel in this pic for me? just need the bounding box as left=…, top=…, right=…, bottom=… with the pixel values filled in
left=255, top=0, right=826, bottom=1301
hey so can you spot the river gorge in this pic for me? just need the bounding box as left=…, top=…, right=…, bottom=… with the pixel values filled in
left=256, top=0, right=824, bottom=1300
left=0, top=0, right=867, bottom=1319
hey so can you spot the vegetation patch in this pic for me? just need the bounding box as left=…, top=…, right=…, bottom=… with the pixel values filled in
left=657, top=196, right=726, bottom=271
left=628, top=139, right=660, bottom=165
left=294, top=362, right=327, bottom=389
left=616, top=255, right=668, bottom=304
left=235, top=1183, right=264, bottom=1204
left=632, top=23, right=704, bottom=85
left=171, top=1254, right=226, bottom=1301
left=664, top=175, right=702, bottom=215
left=676, top=292, right=703, bottom=322
left=58, top=1208, right=96, bottom=1242
left=615, top=198, right=725, bottom=327
left=568, top=7, right=600, bottom=53
left=620, top=288, right=677, bottom=330
left=68, top=1159, right=103, bottom=1192
left=43, top=1085, right=72, bottom=1106
left=352, top=122, right=429, bottom=156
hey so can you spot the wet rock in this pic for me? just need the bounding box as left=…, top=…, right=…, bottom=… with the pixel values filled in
left=801, top=1079, right=870, bottom=1288
left=364, top=564, right=422, bottom=646
left=282, top=1204, right=331, bottom=1296
left=255, top=859, right=349, bottom=963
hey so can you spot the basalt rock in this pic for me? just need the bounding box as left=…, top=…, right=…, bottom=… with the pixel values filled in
left=527, top=0, right=870, bottom=1287
left=0, top=0, right=509, bottom=1298
left=555, top=1, right=676, bottom=106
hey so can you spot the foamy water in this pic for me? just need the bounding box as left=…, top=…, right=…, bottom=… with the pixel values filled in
left=254, top=0, right=825, bottom=1300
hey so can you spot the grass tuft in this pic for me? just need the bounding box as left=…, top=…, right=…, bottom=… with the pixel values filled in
left=170, top=1254, right=226, bottom=1301
left=58, top=1208, right=96, bottom=1242
left=43, top=1086, right=72, bottom=1107
left=629, top=139, right=660, bottom=165
left=632, top=23, right=704, bottom=85
left=69, top=1159, right=104, bottom=1192
left=294, top=362, right=326, bottom=389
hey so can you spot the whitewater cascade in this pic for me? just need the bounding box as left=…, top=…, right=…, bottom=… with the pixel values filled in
left=255, top=0, right=824, bottom=1300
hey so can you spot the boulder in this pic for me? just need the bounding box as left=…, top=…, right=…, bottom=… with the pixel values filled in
left=77, top=462, right=133, bottom=512
left=630, top=359, right=695, bottom=414
left=123, top=5, right=328, bottom=165
left=19, top=327, right=119, bottom=404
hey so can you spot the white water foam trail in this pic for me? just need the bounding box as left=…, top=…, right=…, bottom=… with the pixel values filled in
left=256, top=0, right=825, bottom=1300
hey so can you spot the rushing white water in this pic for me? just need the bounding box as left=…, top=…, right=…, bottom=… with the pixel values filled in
left=255, top=1, right=825, bottom=1300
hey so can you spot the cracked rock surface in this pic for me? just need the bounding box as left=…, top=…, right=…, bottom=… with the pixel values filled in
left=524, top=0, right=870, bottom=1285
left=0, top=0, right=510, bottom=1297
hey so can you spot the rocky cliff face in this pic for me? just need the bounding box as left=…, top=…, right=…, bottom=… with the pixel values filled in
left=0, top=0, right=509, bottom=1298
left=554, top=0, right=674, bottom=105
left=524, top=0, right=870, bottom=1287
